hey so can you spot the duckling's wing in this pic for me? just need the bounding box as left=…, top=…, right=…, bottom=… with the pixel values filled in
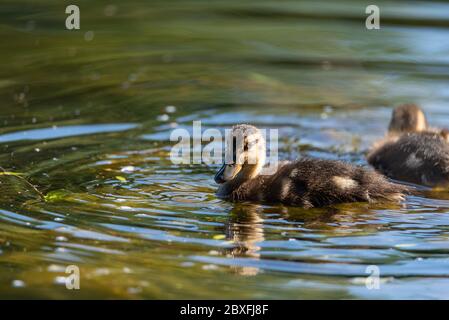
left=368, top=133, right=449, bottom=187
left=277, top=159, right=407, bottom=207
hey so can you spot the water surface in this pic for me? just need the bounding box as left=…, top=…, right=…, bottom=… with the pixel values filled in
left=1, top=0, right=449, bottom=299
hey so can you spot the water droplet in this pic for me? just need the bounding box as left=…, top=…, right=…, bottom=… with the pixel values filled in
left=12, top=280, right=25, bottom=288
left=157, top=114, right=169, bottom=122
left=127, top=287, right=142, bottom=294
left=121, top=166, right=135, bottom=173
left=202, top=264, right=218, bottom=271
left=48, top=264, right=65, bottom=272
left=54, top=276, right=67, bottom=285
left=94, top=268, right=110, bottom=276
left=323, top=105, right=334, bottom=113
left=165, top=105, right=176, bottom=113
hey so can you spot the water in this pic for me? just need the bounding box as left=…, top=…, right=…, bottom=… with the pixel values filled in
left=1, top=0, right=449, bottom=299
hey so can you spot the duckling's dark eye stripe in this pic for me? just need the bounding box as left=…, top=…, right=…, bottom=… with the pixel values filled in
left=232, top=136, right=237, bottom=163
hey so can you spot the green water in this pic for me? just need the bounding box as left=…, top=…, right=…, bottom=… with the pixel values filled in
left=1, top=0, right=449, bottom=299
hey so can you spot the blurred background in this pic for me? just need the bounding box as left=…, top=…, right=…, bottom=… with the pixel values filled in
left=0, top=0, right=449, bottom=299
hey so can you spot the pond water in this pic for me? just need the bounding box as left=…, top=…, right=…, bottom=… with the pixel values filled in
left=1, top=0, right=449, bottom=299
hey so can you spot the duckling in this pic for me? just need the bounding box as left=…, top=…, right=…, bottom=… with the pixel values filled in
left=215, top=124, right=408, bottom=208
left=368, top=104, right=449, bottom=187
left=388, top=103, right=428, bottom=134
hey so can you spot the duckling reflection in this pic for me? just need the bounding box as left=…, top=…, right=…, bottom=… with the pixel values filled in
left=277, top=203, right=391, bottom=233
left=223, top=204, right=265, bottom=276
left=215, top=124, right=408, bottom=208
left=368, top=104, right=449, bottom=187
left=221, top=203, right=388, bottom=276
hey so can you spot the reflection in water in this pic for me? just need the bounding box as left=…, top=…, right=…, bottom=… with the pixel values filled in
left=224, top=204, right=265, bottom=276
left=221, top=204, right=369, bottom=276
left=0, top=0, right=449, bottom=299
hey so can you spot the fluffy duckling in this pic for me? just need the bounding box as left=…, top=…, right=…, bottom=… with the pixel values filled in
left=388, top=103, right=428, bottom=134
left=215, top=124, right=408, bottom=208
left=367, top=104, right=449, bottom=187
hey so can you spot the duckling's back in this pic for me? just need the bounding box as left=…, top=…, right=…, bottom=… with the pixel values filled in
left=263, top=158, right=407, bottom=208
left=367, top=132, right=449, bottom=187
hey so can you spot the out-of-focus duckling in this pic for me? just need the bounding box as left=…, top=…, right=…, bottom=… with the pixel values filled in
left=368, top=104, right=449, bottom=187
left=388, top=103, right=428, bottom=134
left=215, top=124, right=408, bottom=208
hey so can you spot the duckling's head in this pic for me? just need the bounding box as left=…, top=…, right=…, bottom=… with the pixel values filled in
left=388, top=104, right=428, bottom=135
left=441, top=128, right=449, bottom=142
left=214, top=124, right=266, bottom=184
